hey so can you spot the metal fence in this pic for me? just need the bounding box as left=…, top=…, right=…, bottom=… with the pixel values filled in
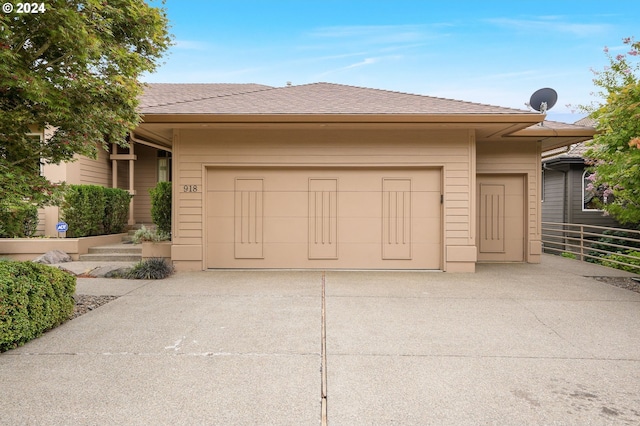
left=541, top=221, right=640, bottom=272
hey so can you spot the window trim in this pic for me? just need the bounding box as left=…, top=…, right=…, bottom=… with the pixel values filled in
left=582, top=170, right=603, bottom=212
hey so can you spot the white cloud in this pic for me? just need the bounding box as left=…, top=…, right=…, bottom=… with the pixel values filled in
left=307, top=24, right=446, bottom=46
left=486, top=17, right=611, bottom=37
left=314, top=55, right=402, bottom=78
left=344, top=57, right=380, bottom=69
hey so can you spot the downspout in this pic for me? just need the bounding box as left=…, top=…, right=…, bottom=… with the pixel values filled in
left=563, top=167, right=572, bottom=253
left=565, top=167, right=571, bottom=223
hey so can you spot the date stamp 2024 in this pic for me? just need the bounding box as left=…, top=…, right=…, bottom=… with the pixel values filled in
left=2, top=2, right=46, bottom=14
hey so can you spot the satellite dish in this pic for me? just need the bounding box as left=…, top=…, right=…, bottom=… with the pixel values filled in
left=528, top=88, right=557, bottom=114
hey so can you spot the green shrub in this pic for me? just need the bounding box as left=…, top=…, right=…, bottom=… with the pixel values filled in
left=0, top=201, right=38, bottom=238
left=103, top=188, right=131, bottom=234
left=61, top=185, right=130, bottom=237
left=587, top=230, right=640, bottom=263
left=126, top=257, right=174, bottom=280
left=61, top=185, right=105, bottom=237
left=0, top=261, right=76, bottom=352
left=150, top=181, right=171, bottom=236
left=131, top=224, right=170, bottom=244
left=599, top=250, right=640, bottom=274
left=561, top=252, right=577, bottom=259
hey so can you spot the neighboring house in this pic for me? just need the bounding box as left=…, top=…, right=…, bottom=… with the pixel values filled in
left=42, top=82, right=594, bottom=272
left=541, top=118, right=621, bottom=228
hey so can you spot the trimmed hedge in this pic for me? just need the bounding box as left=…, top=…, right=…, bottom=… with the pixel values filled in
left=0, top=261, right=76, bottom=352
left=103, top=187, right=132, bottom=234
left=0, top=201, right=38, bottom=238
left=150, top=181, right=171, bottom=235
left=61, top=185, right=131, bottom=237
left=61, top=185, right=105, bottom=237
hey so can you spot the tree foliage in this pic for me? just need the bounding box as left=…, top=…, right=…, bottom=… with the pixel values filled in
left=584, top=37, right=640, bottom=226
left=0, top=0, right=171, bottom=208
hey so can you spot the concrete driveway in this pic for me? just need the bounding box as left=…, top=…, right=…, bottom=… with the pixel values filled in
left=1, top=255, right=639, bottom=425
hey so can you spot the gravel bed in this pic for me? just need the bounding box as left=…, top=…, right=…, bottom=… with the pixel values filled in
left=591, top=276, right=640, bottom=294
left=72, top=295, right=119, bottom=319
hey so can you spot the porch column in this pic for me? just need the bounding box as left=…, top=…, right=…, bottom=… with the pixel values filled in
left=128, top=142, right=135, bottom=226
left=111, top=143, right=118, bottom=188
left=109, top=142, right=137, bottom=226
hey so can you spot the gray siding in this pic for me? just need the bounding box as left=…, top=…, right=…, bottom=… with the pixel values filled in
left=542, top=169, right=565, bottom=224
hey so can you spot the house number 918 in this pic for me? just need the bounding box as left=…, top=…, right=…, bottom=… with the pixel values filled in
left=183, top=185, right=198, bottom=192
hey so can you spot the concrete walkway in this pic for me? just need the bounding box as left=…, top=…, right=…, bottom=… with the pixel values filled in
left=1, top=255, right=639, bottom=425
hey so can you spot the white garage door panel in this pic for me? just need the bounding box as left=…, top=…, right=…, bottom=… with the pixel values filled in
left=206, top=168, right=441, bottom=269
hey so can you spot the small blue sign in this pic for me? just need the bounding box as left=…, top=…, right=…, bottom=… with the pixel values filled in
left=56, top=221, right=69, bottom=232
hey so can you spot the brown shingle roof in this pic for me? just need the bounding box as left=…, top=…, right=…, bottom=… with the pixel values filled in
left=574, top=116, right=596, bottom=127
left=139, top=82, right=534, bottom=115
left=139, top=83, right=273, bottom=109
left=540, top=117, right=596, bottom=160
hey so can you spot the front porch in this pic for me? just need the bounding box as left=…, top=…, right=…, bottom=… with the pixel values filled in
left=37, top=133, right=172, bottom=237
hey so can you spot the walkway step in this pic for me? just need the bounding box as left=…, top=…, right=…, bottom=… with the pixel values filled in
left=78, top=253, right=142, bottom=262
left=80, top=243, right=142, bottom=262
left=88, top=245, right=142, bottom=255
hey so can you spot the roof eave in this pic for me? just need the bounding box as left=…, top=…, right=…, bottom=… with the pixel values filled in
left=543, top=156, right=585, bottom=167
left=504, top=126, right=595, bottom=151
left=136, top=112, right=548, bottom=147
left=139, top=112, right=544, bottom=125
left=511, top=127, right=596, bottom=138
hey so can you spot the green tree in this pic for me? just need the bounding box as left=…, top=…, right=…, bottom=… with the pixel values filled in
left=584, top=37, right=640, bottom=226
left=0, top=0, right=171, bottom=208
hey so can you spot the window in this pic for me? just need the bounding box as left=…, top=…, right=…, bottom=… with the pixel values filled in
left=583, top=171, right=613, bottom=211
left=157, top=150, right=172, bottom=182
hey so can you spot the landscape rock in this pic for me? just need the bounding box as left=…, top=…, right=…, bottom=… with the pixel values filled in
left=94, top=265, right=132, bottom=278
left=33, top=250, right=72, bottom=264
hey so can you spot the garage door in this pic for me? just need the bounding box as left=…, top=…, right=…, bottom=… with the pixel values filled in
left=206, top=168, right=441, bottom=269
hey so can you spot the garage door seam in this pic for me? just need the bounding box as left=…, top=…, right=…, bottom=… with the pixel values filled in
left=321, top=271, right=328, bottom=425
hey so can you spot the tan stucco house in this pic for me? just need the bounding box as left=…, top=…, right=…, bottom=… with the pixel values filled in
left=41, top=82, right=595, bottom=272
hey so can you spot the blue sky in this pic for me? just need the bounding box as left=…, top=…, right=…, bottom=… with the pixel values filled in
left=144, top=0, right=640, bottom=123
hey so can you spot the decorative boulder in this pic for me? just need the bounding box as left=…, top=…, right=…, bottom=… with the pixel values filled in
left=33, top=250, right=72, bottom=264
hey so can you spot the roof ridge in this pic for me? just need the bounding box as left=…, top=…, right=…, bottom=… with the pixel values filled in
left=142, top=83, right=276, bottom=109
left=300, top=82, right=531, bottom=113
left=139, top=81, right=546, bottom=116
